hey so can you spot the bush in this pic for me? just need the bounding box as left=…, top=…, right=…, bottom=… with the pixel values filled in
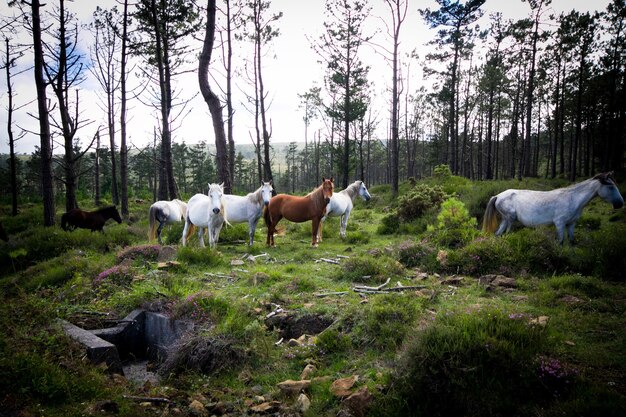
left=335, top=255, right=404, bottom=283
left=353, top=294, right=419, bottom=350
left=317, top=329, right=352, bottom=354
left=427, top=198, right=478, bottom=248
left=177, top=246, right=225, bottom=267
left=397, top=184, right=451, bottom=222
left=381, top=308, right=563, bottom=416
left=444, top=229, right=567, bottom=276
left=396, top=240, right=438, bottom=270
left=377, top=213, right=400, bottom=235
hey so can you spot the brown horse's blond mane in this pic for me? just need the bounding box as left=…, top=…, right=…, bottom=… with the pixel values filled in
left=306, top=184, right=327, bottom=215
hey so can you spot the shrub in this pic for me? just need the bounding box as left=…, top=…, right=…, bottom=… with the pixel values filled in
left=177, top=246, right=225, bottom=267
left=335, top=255, right=404, bottom=283
left=381, top=308, right=563, bottom=416
left=353, top=294, right=419, bottom=350
left=116, top=244, right=160, bottom=264
left=427, top=198, right=478, bottom=248
left=377, top=213, right=400, bottom=235
left=396, top=240, right=438, bottom=270
left=397, top=184, right=451, bottom=221
left=317, top=329, right=352, bottom=354
left=567, top=225, right=626, bottom=281
left=94, top=264, right=133, bottom=287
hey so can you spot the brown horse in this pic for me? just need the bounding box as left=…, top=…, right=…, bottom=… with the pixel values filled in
left=264, top=177, right=334, bottom=247
left=61, top=206, right=123, bottom=232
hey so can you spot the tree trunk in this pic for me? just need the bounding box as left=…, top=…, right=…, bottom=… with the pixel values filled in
left=120, top=0, right=130, bottom=216
left=32, top=0, right=55, bottom=226
left=199, top=0, right=231, bottom=192
left=5, top=39, right=18, bottom=216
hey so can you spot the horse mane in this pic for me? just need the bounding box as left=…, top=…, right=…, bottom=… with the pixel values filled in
left=343, top=181, right=362, bottom=199
left=306, top=184, right=327, bottom=214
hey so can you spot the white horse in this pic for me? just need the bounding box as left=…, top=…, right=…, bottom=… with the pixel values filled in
left=318, top=180, right=371, bottom=241
left=148, top=199, right=188, bottom=244
left=182, top=183, right=227, bottom=248
left=224, top=181, right=273, bottom=245
left=483, top=172, right=624, bottom=244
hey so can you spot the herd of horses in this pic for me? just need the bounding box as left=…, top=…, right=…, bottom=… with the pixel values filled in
left=56, top=172, right=624, bottom=248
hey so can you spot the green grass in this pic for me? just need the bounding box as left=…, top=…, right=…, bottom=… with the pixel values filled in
left=1, top=175, right=625, bottom=416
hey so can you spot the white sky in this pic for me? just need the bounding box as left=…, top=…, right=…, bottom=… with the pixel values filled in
left=0, top=0, right=610, bottom=155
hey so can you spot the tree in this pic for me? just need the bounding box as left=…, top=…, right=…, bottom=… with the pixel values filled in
left=199, top=0, right=231, bottom=192
left=46, top=0, right=94, bottom=212
left=314, top=0, right=371, bottom=189
left=384, top=0, right=408, bottom=196
left=21, top=0, right=55, bottom=226
left=90, top=6, right=121, bottom=206
left=240, top=0, right=282, bottom=185
left=2, top=37, right=26, bottom=216
left=132, top=0, right=202, bottom=200
left=420, top=0, right=485, bottom=175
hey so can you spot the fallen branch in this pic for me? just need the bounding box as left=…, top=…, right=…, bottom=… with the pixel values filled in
left=74, top=310, right=110, bottom=316
left=315, top=258, right=340, bottom=265
left=353, top=277, right=391, bottom=291
left=314, top=291, right=348, bottom=298
left=122, top=395, right=172, bottom=404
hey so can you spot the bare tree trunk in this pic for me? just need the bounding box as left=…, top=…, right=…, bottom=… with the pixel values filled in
left=120, top=0, right=130, bottom=216
left=199, top=0, right=231, bottom=192
left=4, top=39, right=19, bottom=216
left=32, top=0, right=55, bottom=226
left=225, top=0, right=236, bottom=188
left=95, top=129, right=101, bottom=206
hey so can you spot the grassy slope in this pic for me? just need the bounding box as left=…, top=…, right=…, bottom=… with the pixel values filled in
left=0, top=176, right=625, bottom=416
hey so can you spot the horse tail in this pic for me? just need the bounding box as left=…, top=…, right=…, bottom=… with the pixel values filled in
left=482, top=196, right=499, bottom=234
left=148, top=205, right=158, bottom=241
left=263, top=204, right=271, bottom=228
left=61, top=213, right=68, bottom=231
left=185, top=221, right=197, bottom=242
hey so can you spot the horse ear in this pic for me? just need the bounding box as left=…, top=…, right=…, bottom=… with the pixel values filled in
left=330, top=177, right=334, bottom=182
left=219, top=182, right=224, bottom=188
left=322, top=177, right=326, bottom=182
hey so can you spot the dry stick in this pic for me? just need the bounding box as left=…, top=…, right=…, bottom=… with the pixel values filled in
left=353, top=277, right=391, bottom=291
left=314, top=291, right=348, bottom=297
left=315, top=258, right=340, bottom=265
left=122, top=395, right=172, bottom=404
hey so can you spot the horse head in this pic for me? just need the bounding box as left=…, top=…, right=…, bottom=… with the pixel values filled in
left=321, top=177, right=334, bottom=205
left=261, top=181, right=273, bottom=206
left=358, top=181, right=371, bottom=201
left=595, top=172, right=624, bottom=209
left=110, top=206, right=123, bottom=224
left=208, top=183, right=224, bottom=214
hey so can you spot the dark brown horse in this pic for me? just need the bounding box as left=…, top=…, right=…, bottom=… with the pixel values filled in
left=264, top=177, right=334, bottom=247
left=61, top=206, right=122, bottom=232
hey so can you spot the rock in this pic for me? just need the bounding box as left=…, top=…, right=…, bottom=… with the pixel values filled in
left=343, top=387, right=373, bottom=417
left=277, top=379, right=311, bottom=395
left=330, top=375, right=358, bottom=397
left=157, top=245, right=177, bottom=262
left=188, top=400, right=207, bottom=417
left=440, top=276, right=463, bottom=286
left=230, top=259, right=245, bottom=266
left=296, top=393, right=311, bottom=413
left=491, top=276, right=517, bottom=288
left=530, top=315, right=549, bottom=327
left=300, top=364, right=316, bottom=380
left=250, top=401, right=281, bottom=413
left=560, top=295, right=583, bottom=305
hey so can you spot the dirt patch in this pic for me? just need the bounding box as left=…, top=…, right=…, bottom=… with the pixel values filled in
left=265, top=312, right=334, bottom=339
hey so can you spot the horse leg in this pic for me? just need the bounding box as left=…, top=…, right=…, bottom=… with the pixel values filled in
left=198, top=227, right=206, bottom=248
left=554, top=222, right=566, bottom=245
left=341, top=210, right=351, bottom=238
left=157, top=220, right=165, bottom=245
left=566, top=223, right=576, bottom=245
left=311, top=217, right=320, bottom=247
left=495, top=219, right=510, bottom=236
left=249, top=219, right=257, bottom=246
left=182, top=220, right=190, bottom=246
left=318, top=216, right=325, bottom=242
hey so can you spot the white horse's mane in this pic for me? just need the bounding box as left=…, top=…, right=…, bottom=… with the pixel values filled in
left=342, top=180, right=363, bottom=199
